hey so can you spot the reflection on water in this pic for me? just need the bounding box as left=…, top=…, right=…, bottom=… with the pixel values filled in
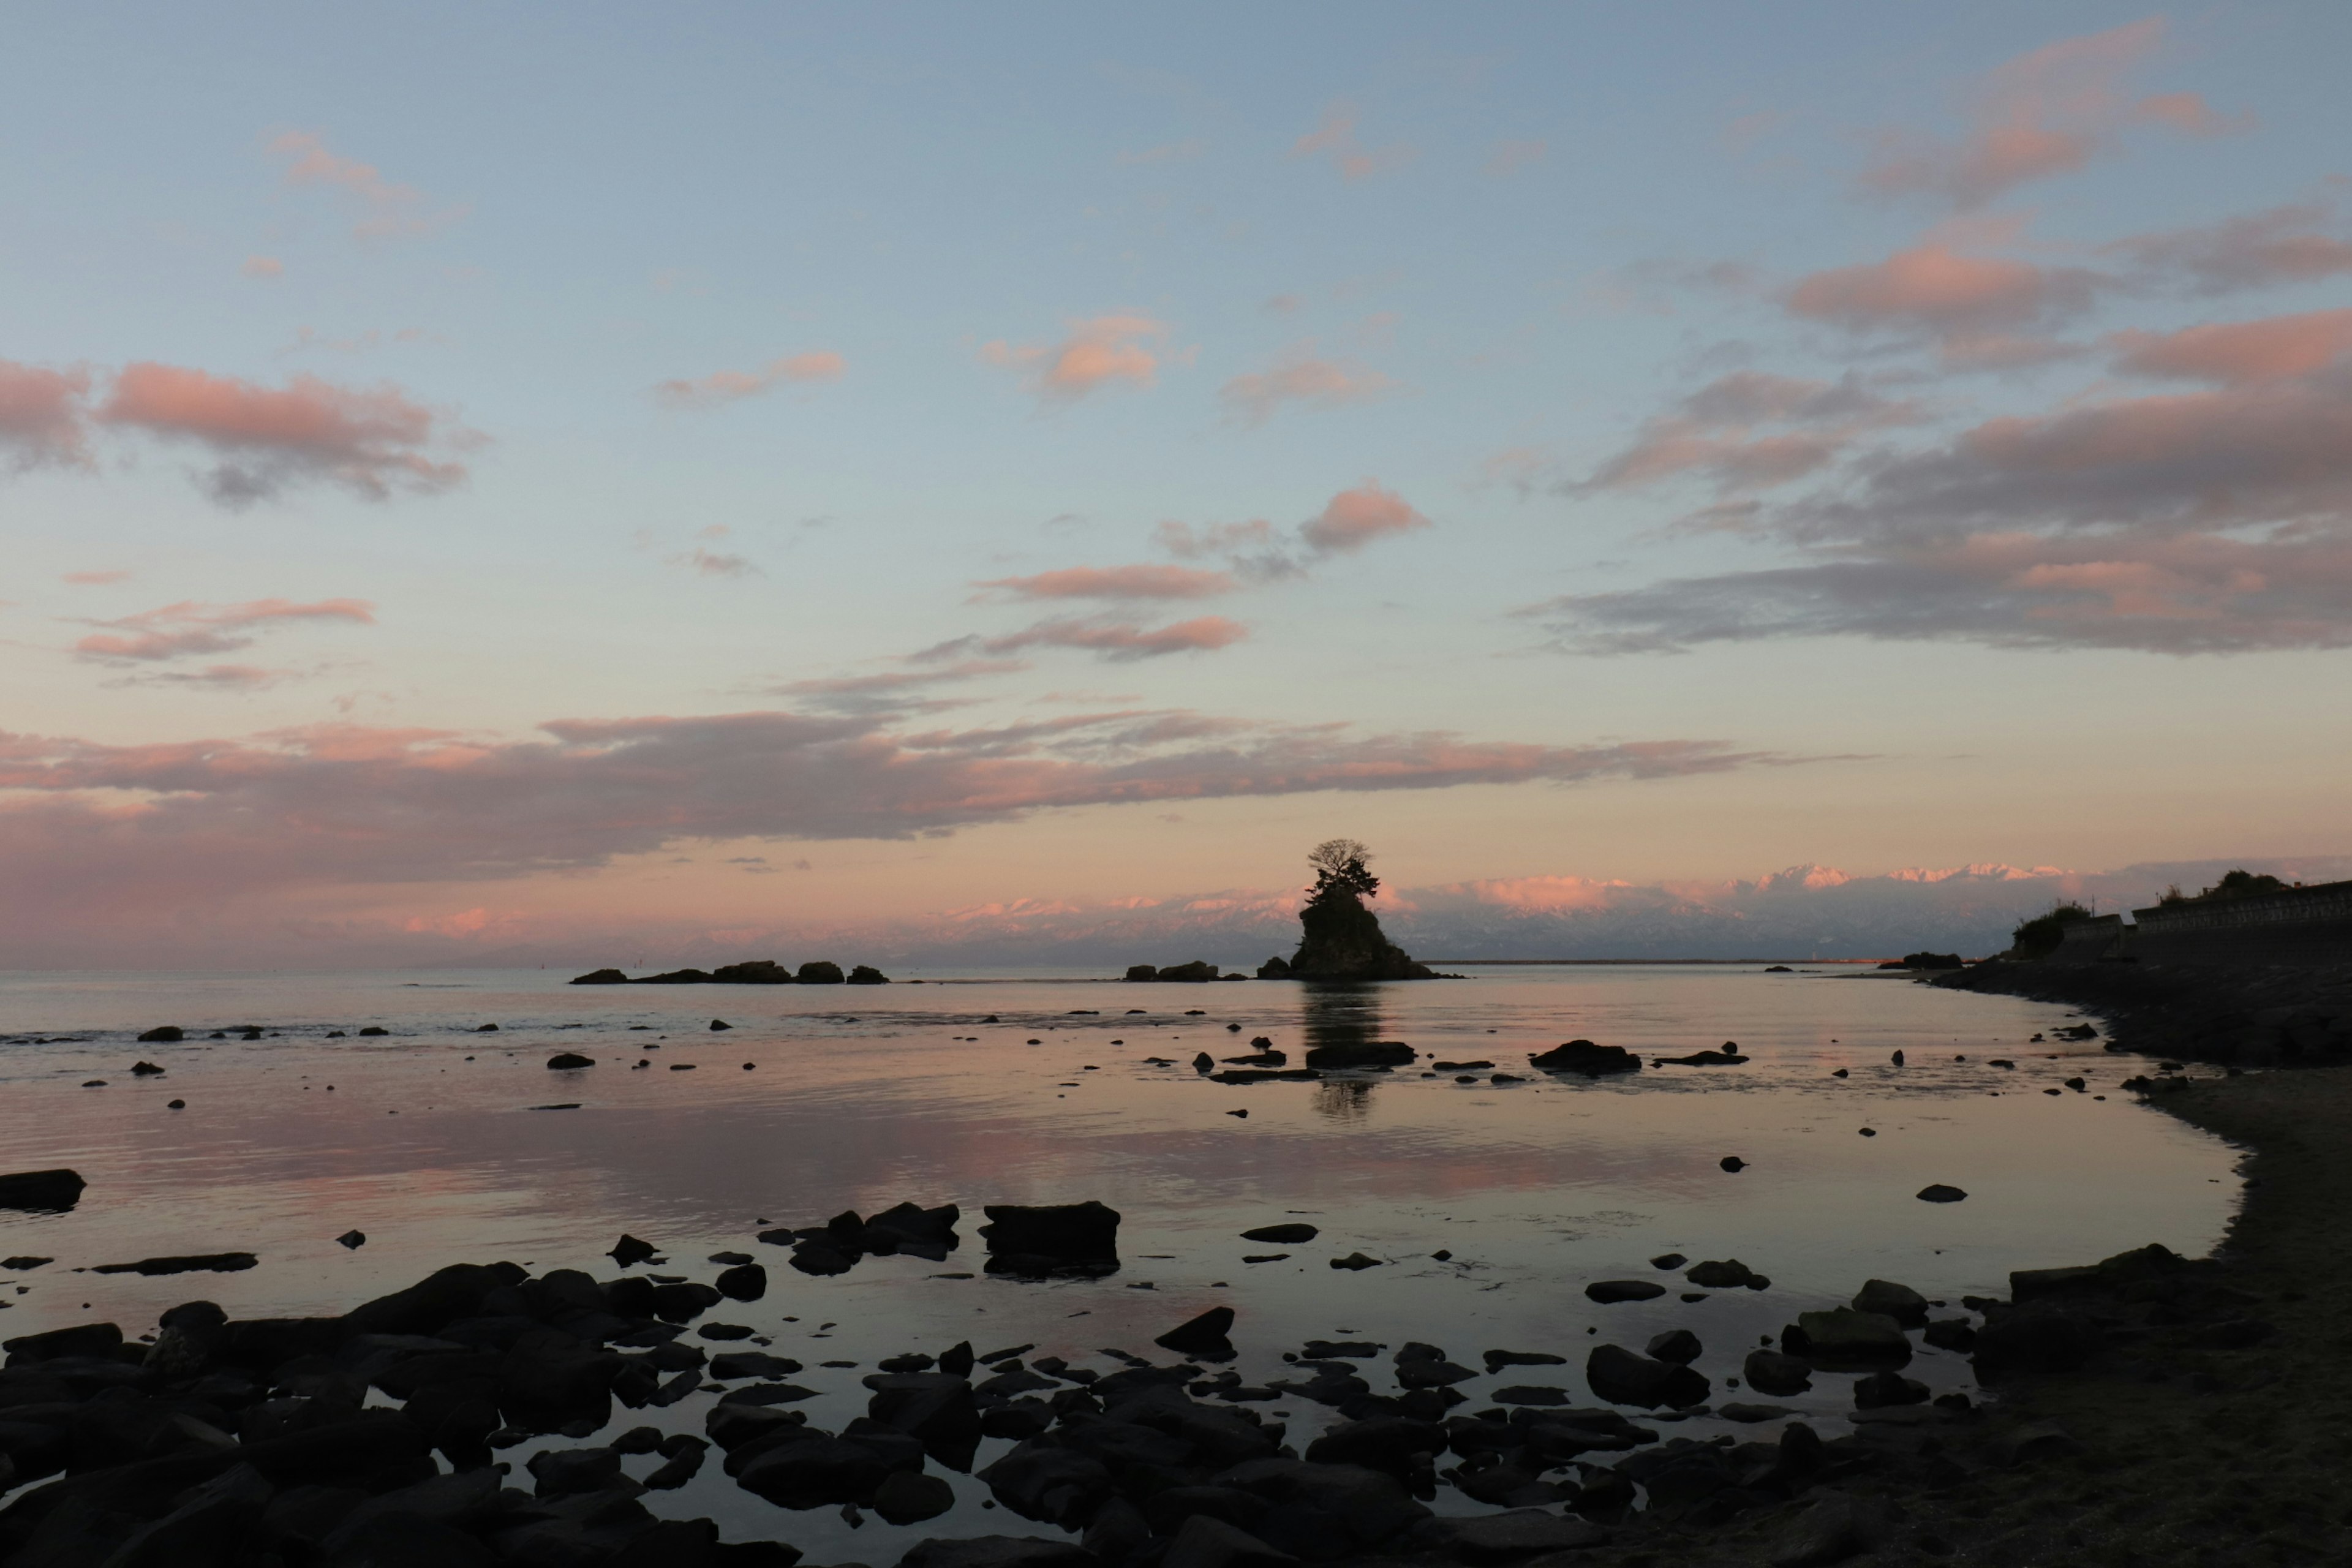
left=0, top=964, right=2239, bottom=1559
left=1313, top=1079, right=1377, bottom=1121
left=1298, top=979, right=1387, bottom=1055
left=1302, top=982, right=1389, bottom=1121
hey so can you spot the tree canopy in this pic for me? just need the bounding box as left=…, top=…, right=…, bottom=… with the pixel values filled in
left=1306, top=838, right=1380, bottom=906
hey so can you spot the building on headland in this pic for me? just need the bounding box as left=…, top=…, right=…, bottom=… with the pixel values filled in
left=2041, top=880, right=2352, bottom=967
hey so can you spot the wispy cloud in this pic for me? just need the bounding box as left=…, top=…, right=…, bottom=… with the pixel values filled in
left=1581, top=371, right=1925, bottom=495
left=653, top=351, right=846, bottom=410
left=72, top=597, right=375, bottom=664
left=2104, top=200, right=2352, bottom=296
left=971, top=565, right=1237, bottom=602
left=266, top=130, right=463, bottom=240
left=1857, top=19, right=2246, bottom=209
left=1289, top=103, right=1415, bottom=181
left=0, top=359, right=94, bottom=471
left=1219, top=345, right=1400, bottom=427
left=924, top=614, right=1251, bottom=663
left=982, top=314, right=1169, bottom=404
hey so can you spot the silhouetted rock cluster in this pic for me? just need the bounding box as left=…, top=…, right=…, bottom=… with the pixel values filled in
left=571, top=962, right=889, bottom=986
left=755, top=1203, right=964, bottom=1276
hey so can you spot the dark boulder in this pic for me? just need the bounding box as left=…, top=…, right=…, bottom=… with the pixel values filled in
left=570, top=969, right=628, bottom=985
left=609, top=1235, right=657, bottom=1267
left=1585, top=1344, right=1709, bottom=1408
left=1917, top=1184, right=1968, bottom=1203
left=546, top=1052, right=595, bottom=1069
left=1852, top=1279, right=1928, bottom=1327
left=1156, top=1306, right=1238, bottom=1359
left=1684, top=1258, right=1769, bottom=1290
left=1585, top=1280, right=1665, bottom=1304
left=1852, top=1371, right=1930, bottom=1409
left=734, top=1432, right=899, bottom=1509
left=1645, top=1329, right=1702, bottom=1365
left=1527, top=1041, right=1640, bottom=1076
left=1256, top=957, right=1292, bottom=979
left=977, top=1442, right=1114, bottom=1525
left=864, top=1372, right=983, bottom=1469
left=1303, top=1415, right=1444, bottom=1477
left=1303, top=1040, right=1415, bottom=1070
left=1158, top=960, right=1221, bottom=982
left=796, top=962, right=846, bottom=984
left=1242, top=1224, right=1317, bottom=1244
left=848, top=965, right=892, bottom=985
left=716, top=1263, right=767, bottom=1301
left=1126, top=965, right=1160, bottom=982
left=1743, top=1349, right=1813, bottom=1396
left=0, top=1169, right=85, bottom=1212
left=1787, top=1310, right=1910, bottom=1369
left=981, top=1201, right=1121, bottom=1278
left=137, top=1026, right=184, bottom=1042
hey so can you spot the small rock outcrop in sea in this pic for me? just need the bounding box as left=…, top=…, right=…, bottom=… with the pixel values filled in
left=570, top=959, right=889, bottom=985
left=1283, top=839, right=1438, bottom=981
left=1125, top=960, right=1219, bottom=982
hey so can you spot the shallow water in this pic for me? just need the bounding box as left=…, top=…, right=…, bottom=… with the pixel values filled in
left=0, top=965, right=2235, bottom=1555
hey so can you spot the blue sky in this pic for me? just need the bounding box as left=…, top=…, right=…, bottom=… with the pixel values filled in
left=4, top=3, right=2349, bottom=963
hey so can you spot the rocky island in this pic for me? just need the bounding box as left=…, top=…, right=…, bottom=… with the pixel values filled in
left=1131, top=840, right=1445, bottom=982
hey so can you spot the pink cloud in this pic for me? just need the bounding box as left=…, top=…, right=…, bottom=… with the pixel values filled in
left=1858, top=20, right=2244, bottom=208
left=652, top=350, right=846, bottom=410
left=2106, top=202, right=2352, bottom=295
left=973, top=565, right=1238, bottom=601
left=0, top=709, right=1776, bottom=935
left=1299, top=482, right=1430, bottom=554
left=1532, top=339, right=2352, bottom=655
left=673, top=548, right=760, bottom=578
left=267, top=130, right=456, bottom=240
left=1586, top=372, right=1924, bottom=494
left=242, top=255, right=284, bottom=281
left=0, top=359, right=92, bottom=470
left=982, top=315, right=1167, bottom=403
left=1218, top=348, right=1400, bottom=427
left=1288, top=104, right=1414, bottom=181
left=73, top=597, right=375, bottom=663
left=96, top=363, right=473, bottom=505
left=2111, top=309, right=2352, bottom=385
left=62, top=570, right=130, bottom=586
left=1786, top=244, right=2102, bottom=339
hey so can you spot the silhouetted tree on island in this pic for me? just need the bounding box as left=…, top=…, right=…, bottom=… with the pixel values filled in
left=1265, top=839, right=1439, bottom=980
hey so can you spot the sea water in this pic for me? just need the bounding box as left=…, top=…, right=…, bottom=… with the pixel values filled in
left=0, top=965, right=2236, bottom=1551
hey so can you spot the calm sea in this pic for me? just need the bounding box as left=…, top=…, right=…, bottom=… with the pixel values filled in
left=0, top=964, right=2233, bottom=1552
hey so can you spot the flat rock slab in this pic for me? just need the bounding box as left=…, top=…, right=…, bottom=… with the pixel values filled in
left=91, top=1253, right=257, bottom=1276
left=1584, top=1280, right=1666, bottom=1303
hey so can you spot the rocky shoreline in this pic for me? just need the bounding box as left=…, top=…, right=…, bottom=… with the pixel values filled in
left=1935, top=959, right=2352, bottom=1071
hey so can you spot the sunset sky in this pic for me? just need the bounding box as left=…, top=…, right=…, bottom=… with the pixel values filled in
left=5, top=3, right=2350, bottom=966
